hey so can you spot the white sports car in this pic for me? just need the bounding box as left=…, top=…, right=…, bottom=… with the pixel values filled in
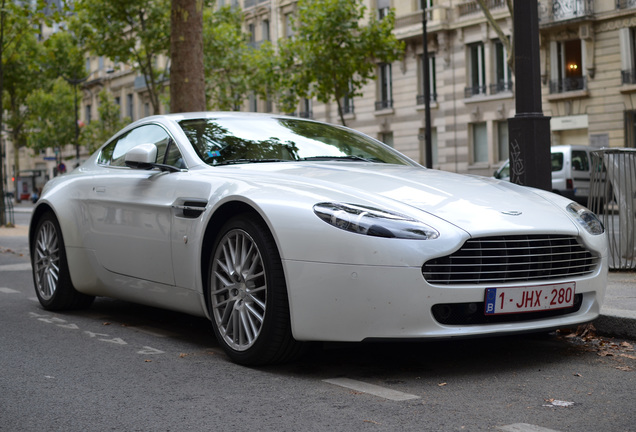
left=30, top=112, right=608, bottom=365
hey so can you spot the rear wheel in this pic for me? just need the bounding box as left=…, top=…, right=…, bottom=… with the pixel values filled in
left=32, top=212, right=94, bottom=310
left=208, top=214, right=303, bottom=365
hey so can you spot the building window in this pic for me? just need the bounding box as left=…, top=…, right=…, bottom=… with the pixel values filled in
left=249, top=93, right=258, bottom=112
left=465, top=42, right=486, bottom=97
left=620, top=27, right=636, bottom=84
left=549, top=39, right=585, bottom=93
left=492, top=40, right=512, bottom=94
left=472, top=122, right=488, bottom=163
left=144, top=102, right=150, bottom=118
left=376, top=63, right=393, bottom=110
left=497, top=120, right=509, bottom=161
left=626, top=110, right=636, bottom=147
left=248, top=23, right=256, bottom=45
left=419, top=127, right=438, bottom=166
left=85, top=105, right=92, bottom=124
left=417, top=55, right=436, bottom=104
left=420, top=0, right=433, bottom=9
left=378, top=0, right=390, bottom=19
left=284, top=13, right=294, bottom=38
left=127, top=94, right=134, bottom=121
left=379, top=131, right=394, bottom=147
left=262, top=19, right=270, bottom=41
left=299, top=98, right=312, bottom=118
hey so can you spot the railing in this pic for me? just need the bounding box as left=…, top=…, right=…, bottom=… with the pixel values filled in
left=490, top=81, right=513, bottom=94
left=539, top=0, right=594, bottom=24
left=3, top=194, right=15, bottom=227
left=616, top=0, right=636, bottom=9
left=458, top=0, right=506, bottom=17
left=244, top=0, right=269, bottom=8
left=549, top=76, right=586, bottom=93
left=464, top=85, right=487, bottom=98
left=375, top=100, right=393, bottom=110
left=622, top=69, right=636, bottom=85
left=589, top=149, right=636, bottom=270
left=416, top=93, right=438, bottom=104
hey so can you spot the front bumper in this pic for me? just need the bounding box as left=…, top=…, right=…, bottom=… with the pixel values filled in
left=283, top=259, right=607, bottom=342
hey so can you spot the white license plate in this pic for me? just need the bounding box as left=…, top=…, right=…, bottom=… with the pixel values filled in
left=484, top=282, right=576, bottom=315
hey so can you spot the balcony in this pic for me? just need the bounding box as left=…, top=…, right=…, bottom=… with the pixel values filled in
left=616, top=0, right=636, bottom=9
left=464, top=85, right=487, bottom=98
left=457, top=0, right=507, bottom=17
left=393, top=6, right=449, bottom=40
left=549, top=76, right=587, bottom=93
left=622, top=69, right=636, bottom=85
left=539, top=0, right=594, bottom=26
left=416, top=93, right=438, bottom=105
left=375, top=100, right=393, bottom=111
left=490, top=81, right=513, bottom=94
left=244, top=0, right=269, bottom=8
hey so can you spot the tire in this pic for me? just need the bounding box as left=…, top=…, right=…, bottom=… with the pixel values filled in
left=31, top=212, right=94, bottom=310
left=207, top=214, right=303, bottom=365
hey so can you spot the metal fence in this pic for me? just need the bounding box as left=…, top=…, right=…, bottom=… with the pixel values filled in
left=589, top=149, right=636, bottom=270
left=3, top=194, right=15, bottom=227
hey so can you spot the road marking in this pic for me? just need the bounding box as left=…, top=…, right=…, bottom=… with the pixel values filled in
left=0, top=263, right=31, bottom=271
left=0, top=287, right=20, bottom=294
left=498, top=424, right=562, bottom=432
left=323, top=378, right=420, bottom=401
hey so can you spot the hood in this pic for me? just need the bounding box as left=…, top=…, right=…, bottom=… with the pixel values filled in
left=211, top=162, right=580, bottom=236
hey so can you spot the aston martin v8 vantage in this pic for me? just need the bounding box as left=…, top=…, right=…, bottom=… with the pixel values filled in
left=29, top=113, right=608, bottom=365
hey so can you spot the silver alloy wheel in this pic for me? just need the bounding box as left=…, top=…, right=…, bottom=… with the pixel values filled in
left=210, top=228, right=267, bottom=351
left=33, top=220, right=61, bottom=301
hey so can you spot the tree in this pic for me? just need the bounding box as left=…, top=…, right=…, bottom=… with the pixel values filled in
left=278, top=0, right=404, bottom=125
left=74, top=0, right=170, bottom=115
left=202, top=5, right=252, bottom=111
left=26, top=78, right=76, bottom=155
left=1, top=0, right=51, bottom=225
left=80, top=89, right=130, bottom=153
left=2, top=15, right=43, bottom=199
left=170, top=0, right=205, bottom=113
left=476, top=0, right=514, bottom=73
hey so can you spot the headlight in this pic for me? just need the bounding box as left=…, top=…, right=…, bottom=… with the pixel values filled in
left=567, top=203, right=604, bottom=235
left=313, top=202, right=439, bottom=240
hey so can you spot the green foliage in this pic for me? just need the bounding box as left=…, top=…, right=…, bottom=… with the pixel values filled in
left=279, top=0, right=404, bottom=125
left=2, top=14, right=43, bottom=151
left=40, top=30, right=86, bottom=82
left=202, top=5, right=252, bottom=111
left=80, top=89, right=130, bottom=153
left=73, top=0, right=170, bottom=113
left=25, top=78, right=76, bottom=152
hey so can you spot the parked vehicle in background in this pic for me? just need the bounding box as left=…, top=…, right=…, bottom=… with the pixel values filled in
left=494, top=145, right=594, bottom=205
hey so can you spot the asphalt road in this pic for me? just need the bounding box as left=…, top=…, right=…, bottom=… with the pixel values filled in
left=1, top=211, right=635, bottom=432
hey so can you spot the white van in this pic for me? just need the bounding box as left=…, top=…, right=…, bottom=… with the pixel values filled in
left=494, top=145, right=593, bottom=205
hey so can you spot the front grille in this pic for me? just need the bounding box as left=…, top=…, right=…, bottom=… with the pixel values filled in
left=423, top=235, right=599, bottom=285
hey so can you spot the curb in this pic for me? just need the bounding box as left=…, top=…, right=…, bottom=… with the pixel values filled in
left=594, top=309, right=636, bottom=340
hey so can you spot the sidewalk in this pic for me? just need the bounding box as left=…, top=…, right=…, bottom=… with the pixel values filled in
left=2, top=201, right=635, bottom=341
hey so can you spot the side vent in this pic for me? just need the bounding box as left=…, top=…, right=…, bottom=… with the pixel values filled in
left=173, top=200, right=208, bottom=219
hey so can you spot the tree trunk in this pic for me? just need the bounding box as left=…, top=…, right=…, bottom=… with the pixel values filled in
left=170, top=0, right=206, bottom=113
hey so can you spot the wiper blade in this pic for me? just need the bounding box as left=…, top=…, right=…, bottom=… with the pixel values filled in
left=300, top=155, right=374, bottom=162
left=214, top=158, right=289, bottom=166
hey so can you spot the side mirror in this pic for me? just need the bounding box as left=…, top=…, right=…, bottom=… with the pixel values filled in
left=125, top=143, right=157, bottom=170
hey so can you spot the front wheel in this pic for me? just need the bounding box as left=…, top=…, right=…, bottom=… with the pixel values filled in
left=208, top=215, right=303, bottom=365
left=31, top=212, right=94, bottom=310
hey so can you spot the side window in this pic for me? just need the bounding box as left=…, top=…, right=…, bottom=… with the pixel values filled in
left=551, top=152, right=564, bottom=172
left=98, top=125, right=172, bottom=167
left=571, top=150, right=590, bottom=171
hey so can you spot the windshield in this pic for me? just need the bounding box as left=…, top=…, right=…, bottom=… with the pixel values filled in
left=178, top=117, right=414, bottom=166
